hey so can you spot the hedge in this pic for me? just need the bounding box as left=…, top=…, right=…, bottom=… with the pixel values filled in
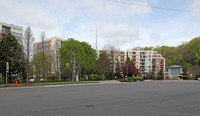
left=128, top=77, right=144, bottom=82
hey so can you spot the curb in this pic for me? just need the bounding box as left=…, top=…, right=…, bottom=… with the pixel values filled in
left=0, top=81, right=122, bottom=90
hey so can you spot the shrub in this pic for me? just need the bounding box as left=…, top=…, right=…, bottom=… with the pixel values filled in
left=89, top=74, right=103, bottom=81
left=156, top=76, right=164, bottom=80
left=47, top=73, right=57, bottom=80
left=128, top=77, right=143, bottom=82
left=142, top=76, right=148, bottom=80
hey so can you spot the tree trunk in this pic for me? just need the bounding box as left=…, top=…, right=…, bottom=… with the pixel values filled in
left=9, top=71, right=12, bottom=83
left=27, top=59, right=29, bottom=84
left=86, top=74, right=88, bottom=80
left=76, top=72, right=79, bottom=81
left=72, top=67, right=75, bottom=83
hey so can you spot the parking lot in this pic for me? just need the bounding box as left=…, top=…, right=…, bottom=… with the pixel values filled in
left=0, top=80, right=200, bottom=116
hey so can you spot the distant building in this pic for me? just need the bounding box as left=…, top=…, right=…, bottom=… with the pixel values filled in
left=0, top=22, right=23, bottom=44
left=95, top=49, right=165, bottom=74
left=168, top=65, right=183, bottom=79
left=33, top=37, right=66, bottom=73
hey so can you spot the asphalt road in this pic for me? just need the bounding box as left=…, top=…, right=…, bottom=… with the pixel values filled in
left=0, top=81, right=200, bottom=116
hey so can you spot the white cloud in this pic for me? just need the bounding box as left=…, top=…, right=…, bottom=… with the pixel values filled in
left=150, top=33, right=160, bottom=39
left=101, top=23, right=141, bottom=47
left=190, top=0, right=200, bottom=22
left=148, top=0, right=159, bottom=4
left=0, top=0, right=56, bottom=29
left=80, top=0, right=151, bottom=20
left=0, top=0, right=153, bottom=48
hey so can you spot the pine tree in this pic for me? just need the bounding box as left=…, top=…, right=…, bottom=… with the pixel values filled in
left=0, top=33, right=26, bottom=83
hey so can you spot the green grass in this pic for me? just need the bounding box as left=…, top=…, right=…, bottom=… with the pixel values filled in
left=0, top=81, right=100, bottom=88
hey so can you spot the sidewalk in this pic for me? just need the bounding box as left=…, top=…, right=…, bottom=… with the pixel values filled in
left=99, top=80, right=121, bottom=84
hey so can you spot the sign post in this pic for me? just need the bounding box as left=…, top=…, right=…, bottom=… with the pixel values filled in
left=6, top=62, right=9, bottom=87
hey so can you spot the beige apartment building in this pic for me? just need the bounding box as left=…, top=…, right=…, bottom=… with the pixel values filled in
left=33, top=37, right=66, bottom=73
left=0, top=22, right=23, bottom=44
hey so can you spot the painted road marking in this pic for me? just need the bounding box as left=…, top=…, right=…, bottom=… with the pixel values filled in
left=0, top=92, right=48, bottom=96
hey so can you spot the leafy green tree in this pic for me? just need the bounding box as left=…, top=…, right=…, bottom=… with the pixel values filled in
left=32, top=53, right=50, bottom=81
left=80, top=42, right=96, bottom=78
left=144, top=47, right=152, bottom=50
left=60, top=38, right=96, bottom=82
left=155, top=46, right=176, bottom=68
left=0, top=33, right=26, bottom=83
left=187, top=37, right=200, bottom=65
left=146, top=70, right=155, bottom=80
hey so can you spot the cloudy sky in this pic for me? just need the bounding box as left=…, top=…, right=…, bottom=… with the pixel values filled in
left=0, top=0, right=200, bottom=50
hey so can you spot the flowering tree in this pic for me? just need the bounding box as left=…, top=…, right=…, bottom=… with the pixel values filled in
left=123, top=56, right=139, bottom=77
left=123, top=66, right=139, bottom=77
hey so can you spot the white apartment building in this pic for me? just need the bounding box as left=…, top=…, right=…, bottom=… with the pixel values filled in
left=96, top=49, right=165, bottom=73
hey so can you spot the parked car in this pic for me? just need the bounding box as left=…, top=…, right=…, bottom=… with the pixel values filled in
left=29, top=79, right=34, bottom=82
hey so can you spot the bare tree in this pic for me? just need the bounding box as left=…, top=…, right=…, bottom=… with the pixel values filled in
left=23, top=26, right=34, bottom=84
left=40, top=31, right=47, bottom=80
left=49, top=50, right=61, bottom=80
left=103, top=44, right=120, bottom=79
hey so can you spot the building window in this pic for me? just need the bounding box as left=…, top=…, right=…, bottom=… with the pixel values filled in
left=13, top=28, right=21, bottom=34
left=14, top=36, right=21, bottom=42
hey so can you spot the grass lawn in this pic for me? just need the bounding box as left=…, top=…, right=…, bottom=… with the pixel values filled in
left=0, top=81, right=100, bottom=88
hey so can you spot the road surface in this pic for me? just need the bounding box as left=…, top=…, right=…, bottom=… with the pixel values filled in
left=0, top=80, right=200, bottom=116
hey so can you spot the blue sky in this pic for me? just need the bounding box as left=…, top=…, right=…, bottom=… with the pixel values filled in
left=0, top=0, right=200, bottom=50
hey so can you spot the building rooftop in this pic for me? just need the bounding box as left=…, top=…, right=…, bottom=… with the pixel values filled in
left=0, top=22, right=23, bottom=29
left=168, top=65, right=182, bottom=68
left=34, top=36, right=66, bottom=44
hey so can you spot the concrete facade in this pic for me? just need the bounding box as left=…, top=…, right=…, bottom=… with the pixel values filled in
left=95, top=49, right=165, bottom=74
left=0, top=22, right=23, bottom=44
left=33, top=37, right=66, bottom=73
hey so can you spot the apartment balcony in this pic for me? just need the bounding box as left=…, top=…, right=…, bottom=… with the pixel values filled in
left=2, top=27, right=11, bottom=34
left=2, top=30, right=10, bottom=34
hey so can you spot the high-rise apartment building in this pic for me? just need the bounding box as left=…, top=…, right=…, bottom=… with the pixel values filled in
left=0, top=22, right=23, bottom=44
left=120, top=50, right=165, bottom=73
left=96, top=49, right=165, bottom=74
left=33, top=37, right=65, bottom=73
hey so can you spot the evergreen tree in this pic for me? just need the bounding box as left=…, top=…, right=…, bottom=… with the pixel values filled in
left=0, top=33, right=26, bottom=83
